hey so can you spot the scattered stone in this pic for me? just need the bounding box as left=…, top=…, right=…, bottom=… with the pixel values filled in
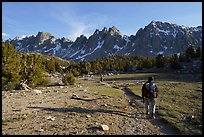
left=32, top=90, right=42, bottom=94
left=101, top=104, right=109, bottom=107
left=10, top=90, right=17, bottom=93
left=86, top=114, right=91, bottom=118
left=71, top=94, right=79, bottom=99
left=12, top=109, right=22, bottom=112
left=47, top=116, right=56, bottom=121
left=37, top=128, right=44, bottom=132
left=100, top=124, right=109, bottom=131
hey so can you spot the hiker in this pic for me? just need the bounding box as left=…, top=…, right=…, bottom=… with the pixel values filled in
left=100, top=74, right=104, bottom=82
left=141, top=76, right=159, bottom=119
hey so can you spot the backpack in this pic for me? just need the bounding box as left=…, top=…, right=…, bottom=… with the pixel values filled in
left=142, top=82, right=157, bottom=98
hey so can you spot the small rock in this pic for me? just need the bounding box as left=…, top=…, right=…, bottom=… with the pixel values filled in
left=101, top=104, right=108, bottom=107
left=47, top=116, right=56, bottom=121
left=86, top=114, right=91, bottom=118
left=71, top=94, right=79, bottom=98
left=191, top=115, right=195, bottom=119
left=12, top=109, right=21, bottom=112
left=100, top=124, right=109, bottom=131
left=38, top=128, right=44, bottom=132
left=32, top=90, right=42, bottom=94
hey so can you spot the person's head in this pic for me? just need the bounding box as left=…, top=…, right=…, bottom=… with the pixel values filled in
left=148, top=76, right=154, bottom=81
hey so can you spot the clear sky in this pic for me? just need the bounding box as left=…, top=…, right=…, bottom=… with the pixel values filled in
left=2, top=2, right=202, bottom=41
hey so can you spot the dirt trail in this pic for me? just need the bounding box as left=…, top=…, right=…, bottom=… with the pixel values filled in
left=121, top=86, right=181, bottom=135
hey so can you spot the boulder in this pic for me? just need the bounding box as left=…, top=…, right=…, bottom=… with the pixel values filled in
left=100, top=124, right=109, bottom=131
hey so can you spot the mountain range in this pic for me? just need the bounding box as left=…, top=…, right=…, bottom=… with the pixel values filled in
left=6, top=21, right=202, bottom=61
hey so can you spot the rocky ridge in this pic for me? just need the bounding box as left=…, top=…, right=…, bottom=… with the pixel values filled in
left=7, top=21, right=202, bottom=61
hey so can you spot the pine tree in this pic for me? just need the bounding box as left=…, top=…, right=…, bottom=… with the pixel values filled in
left=155, top=54, right=165, bottom=68
left=2, top=43, right=21, bottom=90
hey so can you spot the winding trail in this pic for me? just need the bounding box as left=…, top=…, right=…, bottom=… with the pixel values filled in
left=123, top=86, right=181, bottom=135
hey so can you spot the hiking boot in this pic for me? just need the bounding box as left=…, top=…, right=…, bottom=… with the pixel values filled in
left=150, top=113, right=155, bottom=119
left=151, top=116, right=156, bottom=119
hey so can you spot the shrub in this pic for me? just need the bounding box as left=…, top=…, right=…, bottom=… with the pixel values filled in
left=62, top=72, right=75, bottom=85
left=171, top=61, right=182, bottom=70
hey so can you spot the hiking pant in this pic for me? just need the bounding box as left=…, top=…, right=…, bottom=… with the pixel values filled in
left=144, top=97, right=156, bottom=116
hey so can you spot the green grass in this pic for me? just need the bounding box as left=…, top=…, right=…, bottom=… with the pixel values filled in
left=77, top=78, right=123, bottom=97
left=89, top=84, right=122, bottom=97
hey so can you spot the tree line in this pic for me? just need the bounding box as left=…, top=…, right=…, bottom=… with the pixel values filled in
left=2, top=42, right=202, bottom=90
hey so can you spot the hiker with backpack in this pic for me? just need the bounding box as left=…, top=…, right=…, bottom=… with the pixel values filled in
left=141, top=76, right=159, bottom=119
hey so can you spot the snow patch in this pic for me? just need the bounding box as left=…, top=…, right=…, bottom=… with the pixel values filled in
left=75, top=37, right=104, bottom=60
left=17, top=42, right=22, bottom=46
left=157, top=28, right=171, bottom=35
left=164, top=46, right=168, bottom=50
left=123, top=35, right=130, bottom=47
left=81, top=50, right=85, bottom=54
left=157, top=51, right=164, bottom=55
left=113, top=45, right=122, bottom=50
left=44, top=43, right=61, bottom=55
left=113, top=44, right=123, bottom=54
left=132, top=43, right=135, bottom=47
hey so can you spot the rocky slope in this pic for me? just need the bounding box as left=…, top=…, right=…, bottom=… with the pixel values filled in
left=7, top=21, right=202, bottom=61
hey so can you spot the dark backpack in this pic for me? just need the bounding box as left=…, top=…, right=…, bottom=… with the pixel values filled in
left=142, top=82, right=157, bottom=98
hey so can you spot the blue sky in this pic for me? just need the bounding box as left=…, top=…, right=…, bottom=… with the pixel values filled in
left=2, top=2, right=202, bottom=41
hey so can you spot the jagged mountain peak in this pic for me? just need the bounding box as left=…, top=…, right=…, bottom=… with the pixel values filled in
left=36, top=32, right=52, bottom=37
left=61, top=37, right=72, bottom=43
left=102, top=27, right=108, bottom=32
left=108, top=26, right=123, bottom=36
left=93, top=26, right=122, bottom=36
left=36, top=32, right=53, bottom=43
left=74, top=35, right=87, bottom=43
left=93, top=29, right=100, bottom=35
left=7, top=21, right=202, bottom=62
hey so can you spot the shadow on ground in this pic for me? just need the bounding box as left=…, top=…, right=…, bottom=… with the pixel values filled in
left=149, top=118, right=181, bottom=135
left=27, top=106, right=132, bottom=118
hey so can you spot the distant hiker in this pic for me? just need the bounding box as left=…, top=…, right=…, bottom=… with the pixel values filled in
left=100, top=74, right=104, bottom=82
left=141, top=76, right=159, bottom=119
